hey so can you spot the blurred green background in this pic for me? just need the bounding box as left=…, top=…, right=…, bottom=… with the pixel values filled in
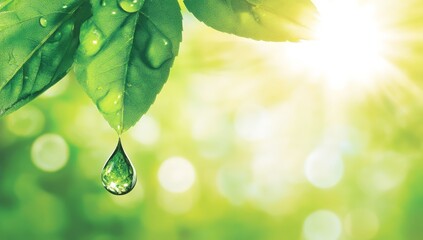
left=2, top=1, right=423, bottom=239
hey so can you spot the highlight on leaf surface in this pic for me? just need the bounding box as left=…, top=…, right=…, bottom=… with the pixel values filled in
left=183, top=0, right=318, bottom=41
left=74, top=0, right=182, bottom=134
left=0, top=0, right=89, bottom=116
left=0, top=0, right=320, bottom=133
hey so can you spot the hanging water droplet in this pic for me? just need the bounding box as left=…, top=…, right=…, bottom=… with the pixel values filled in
left=100, top=0, right=107, bottom=6
left=144, top=31, right=173, bottom=69
left=101, top=139, right=137, bottom=195
left=39, top=17, right=48, bottom=27
left=80, top=21, right=105, bottom=56
left=118, top=0, right=144, bottom=13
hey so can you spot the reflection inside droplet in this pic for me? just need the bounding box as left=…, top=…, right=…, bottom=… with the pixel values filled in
left=101, top=139, right=137, bottom=195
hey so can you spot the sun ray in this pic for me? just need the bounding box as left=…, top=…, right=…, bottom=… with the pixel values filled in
left=284, top=0, right=413, bottom=99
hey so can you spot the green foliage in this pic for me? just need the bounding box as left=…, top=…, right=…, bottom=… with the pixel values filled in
left=74, top=0, right=182, bottom=133
left=0, top=0, right=89, bottom=116
left=0, top=0, right=317, bottom=133
left=183, top=0, right=318, bottom=41
left=2, top=0, right=423, bottom=238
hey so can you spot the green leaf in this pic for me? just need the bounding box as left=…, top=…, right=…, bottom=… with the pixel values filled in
left=75, top=0, right=182, bottom=133
left=0, top=0, right=89, bottom=116
left=0, top=0, right=14, bottom=11
left=183, top=0, right=318, bottom=41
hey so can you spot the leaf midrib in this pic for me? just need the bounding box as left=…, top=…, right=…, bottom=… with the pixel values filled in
left=1, top=0, right=88, bottom=90
left=117, top=12, right=140, bottom=133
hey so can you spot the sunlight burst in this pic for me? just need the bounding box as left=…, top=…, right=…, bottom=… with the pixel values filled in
left=288, top=0, right=396, bottom=92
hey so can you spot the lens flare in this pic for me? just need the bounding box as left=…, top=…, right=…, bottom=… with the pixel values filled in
left=287, top=0, right=399, bottom=93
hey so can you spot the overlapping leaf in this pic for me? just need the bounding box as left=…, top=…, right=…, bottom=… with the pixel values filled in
left=0, top=0, right=89, bottom=116
left=184, top=0, right=318, bottom=41
left=75, top=0, right=182, bottom=133
left=0, top=0, right=319, bottom=133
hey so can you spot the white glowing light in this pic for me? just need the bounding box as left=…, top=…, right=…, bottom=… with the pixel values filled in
left=129, top=115, right=161, bottom=145
left=5, top=106, right=45, bottom=137
left=303, top=210, right=342, bottom=240
left=235, top=105, right=273, bottom=141
left=31, top=134, right=69, bottom=172
left=288, top=0, right=394, bottom=91
left=250, top=154, right=288, bottom=203
left=305, top=146, right=344, bottom=188
left=158, top=157, right=196, bottom=193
